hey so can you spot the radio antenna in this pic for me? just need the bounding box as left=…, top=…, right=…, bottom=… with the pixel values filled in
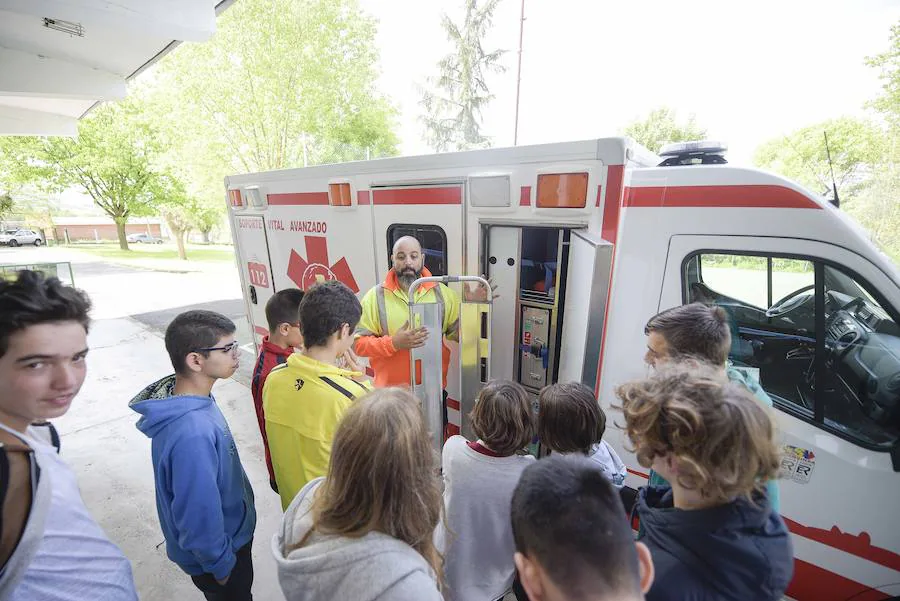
left=824, top=131, right=840, bottom=208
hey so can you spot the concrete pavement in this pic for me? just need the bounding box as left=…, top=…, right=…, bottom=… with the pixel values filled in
left=2, top=246, right=286, bottom=600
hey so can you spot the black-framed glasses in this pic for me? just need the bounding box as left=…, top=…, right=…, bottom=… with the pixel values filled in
left=195, top=341, right=240, bottom=355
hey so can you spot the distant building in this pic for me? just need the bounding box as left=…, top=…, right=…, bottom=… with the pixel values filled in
left=52, top=217, right=166, bottom=242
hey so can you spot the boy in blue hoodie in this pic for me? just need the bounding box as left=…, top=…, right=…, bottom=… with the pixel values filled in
left=130, top=310, right=256, bottom=601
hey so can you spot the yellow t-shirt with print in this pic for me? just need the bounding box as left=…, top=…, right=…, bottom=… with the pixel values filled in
left=263, top=353, right=372, bottom=509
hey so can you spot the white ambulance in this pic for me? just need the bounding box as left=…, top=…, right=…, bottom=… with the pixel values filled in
left=226, top=138, right=900, bottom=600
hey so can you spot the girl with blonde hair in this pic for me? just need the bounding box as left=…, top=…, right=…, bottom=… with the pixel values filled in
left=272, top=388, right=442, bottom=601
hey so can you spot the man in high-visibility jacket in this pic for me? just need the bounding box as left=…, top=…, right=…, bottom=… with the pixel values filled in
left=355, top=236, right=460, bottom=391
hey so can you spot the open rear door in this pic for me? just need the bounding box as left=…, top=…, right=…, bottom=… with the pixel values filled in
left=556, top=230, right=613, bottom=390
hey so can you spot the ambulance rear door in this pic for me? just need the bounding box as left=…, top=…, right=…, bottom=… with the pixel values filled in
left=229, top=188, right=276, bottom=348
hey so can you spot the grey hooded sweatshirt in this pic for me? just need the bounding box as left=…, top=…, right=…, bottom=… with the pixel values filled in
left=272, top=478, right=443, bottom=601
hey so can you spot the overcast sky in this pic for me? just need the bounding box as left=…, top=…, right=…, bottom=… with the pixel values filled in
left=358, top=0, right=899, bottom=165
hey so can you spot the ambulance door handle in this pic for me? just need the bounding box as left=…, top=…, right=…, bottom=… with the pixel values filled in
left=249, top=285, right=258, bottom=305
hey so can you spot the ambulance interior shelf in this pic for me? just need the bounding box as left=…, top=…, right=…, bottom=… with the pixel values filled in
left=520, top=227, right=561, bottom=303
left=520, top=259, right=557, bottom=302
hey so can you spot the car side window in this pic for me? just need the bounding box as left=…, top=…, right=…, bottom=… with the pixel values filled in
left=684, top=252, right=900, bottom=450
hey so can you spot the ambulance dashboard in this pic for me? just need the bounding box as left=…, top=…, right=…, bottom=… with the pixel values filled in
left=824, top=290, right=900, bottom=425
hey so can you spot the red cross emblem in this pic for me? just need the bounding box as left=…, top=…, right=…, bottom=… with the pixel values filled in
left=287, top=236, right=359, bottom=292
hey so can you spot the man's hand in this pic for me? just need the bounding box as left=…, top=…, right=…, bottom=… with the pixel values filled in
left=216, top=575, right=230, bottom=586
left=338, top=348, right=363, bottom=373
left=464, top=276, right=499, bottom=302
left=392, top=321, right=429, bottom=350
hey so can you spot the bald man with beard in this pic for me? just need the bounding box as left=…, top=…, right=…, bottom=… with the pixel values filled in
left=354, top=237, right=490, bottom=428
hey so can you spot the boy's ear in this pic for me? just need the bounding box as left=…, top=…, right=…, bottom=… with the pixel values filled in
left=184, top=352, right=204, bottom=373
left=514, top=552, right=544, bottom=601
left=277, top=322, right=291, bottom=336
left=635, top=541, right=655, bottom=593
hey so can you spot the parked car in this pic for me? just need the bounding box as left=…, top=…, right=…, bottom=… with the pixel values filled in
left=126, top=233, right=163, bottom=244
left=0, top=229, right=43, bottom=247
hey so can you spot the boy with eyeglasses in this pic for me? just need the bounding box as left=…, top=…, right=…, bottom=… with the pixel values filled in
left=252, top=288, right=305, bottom=493
left=130, top=310, right=257, bottom=601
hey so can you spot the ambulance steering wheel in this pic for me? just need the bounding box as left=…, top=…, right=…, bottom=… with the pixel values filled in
left=765, top=284, right=816, bottom=318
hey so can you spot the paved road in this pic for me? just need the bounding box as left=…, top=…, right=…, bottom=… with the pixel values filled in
left=1, top=246, right=283, bottom=600
left=1, top=246, right=256, bottom=384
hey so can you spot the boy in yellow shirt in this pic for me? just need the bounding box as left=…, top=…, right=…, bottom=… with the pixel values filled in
left=263, top=281, right=372, bottom=510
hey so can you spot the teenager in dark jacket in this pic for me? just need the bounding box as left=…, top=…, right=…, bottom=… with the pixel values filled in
left=618, top=363, right=793, bottom=601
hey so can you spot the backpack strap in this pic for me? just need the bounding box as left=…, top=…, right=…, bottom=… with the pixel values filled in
left=29, top=422, right=61, bottom=454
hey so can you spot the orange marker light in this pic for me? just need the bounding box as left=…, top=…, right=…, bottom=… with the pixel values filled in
left=329, top=183, right=352, bottom=207
left=536, top=173, right=588, bottom=208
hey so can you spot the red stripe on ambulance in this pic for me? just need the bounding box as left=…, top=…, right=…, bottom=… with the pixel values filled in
left=520, top=186, right=531, bottom=207
left=372, top=187, right=462, bottom=205
left=627, top=468, right=649, bottom=480
left=788, top=559, right=890, bottom=601
left=593, top=165, right=625, bottom=396
left=601, top=167, right=624, bottom=243
left=783, top=518, right=900, bottom=573
left=624, top=184, right=821, bottom=209
left=267, top=192, right=330, bottom=206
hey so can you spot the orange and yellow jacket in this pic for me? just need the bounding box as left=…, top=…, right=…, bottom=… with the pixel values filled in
left=354, top=268, right=460, bottom=389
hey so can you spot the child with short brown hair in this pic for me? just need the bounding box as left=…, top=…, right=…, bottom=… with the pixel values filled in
left=538, top=382, right=627, bottom=488
left=252, top=288, right=305, bottom=492
left=437, top=380, right=536, bottom=601
left=618, top=362, right=792, bottom=601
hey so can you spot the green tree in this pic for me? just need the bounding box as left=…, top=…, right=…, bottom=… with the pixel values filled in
left=623, top=107, right=707, bottom=153
left=0, top=194, right=12, bottom=223
left=753, top=117, right=886, bottom=200
left=0, top=136, right=51, bottom=203
left=420, top=0, right=507, bottom=152
left=844, top=165, right=900, bottom=261
left=46, top=102, right=166, bottom=250
left=868, top=22, right=900, bottom=129
left=153, top=175, right=196, bottom=260
left=153, top=0, right=398, bottom=174
left=192, top=200, right=223, bottom=244
left=10, top=191, right=62, bottom=244
left=1, top=101, right=170, bottom=250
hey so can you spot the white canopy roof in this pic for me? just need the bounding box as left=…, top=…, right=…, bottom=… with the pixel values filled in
left=0, top=0, right=231, bottom=136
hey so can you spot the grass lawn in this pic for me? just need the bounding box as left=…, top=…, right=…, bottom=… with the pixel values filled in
left=69, top=242, right=236, bottom=264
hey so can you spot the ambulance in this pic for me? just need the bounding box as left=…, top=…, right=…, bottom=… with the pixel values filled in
left=226, top=138, right=900, bottom=600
